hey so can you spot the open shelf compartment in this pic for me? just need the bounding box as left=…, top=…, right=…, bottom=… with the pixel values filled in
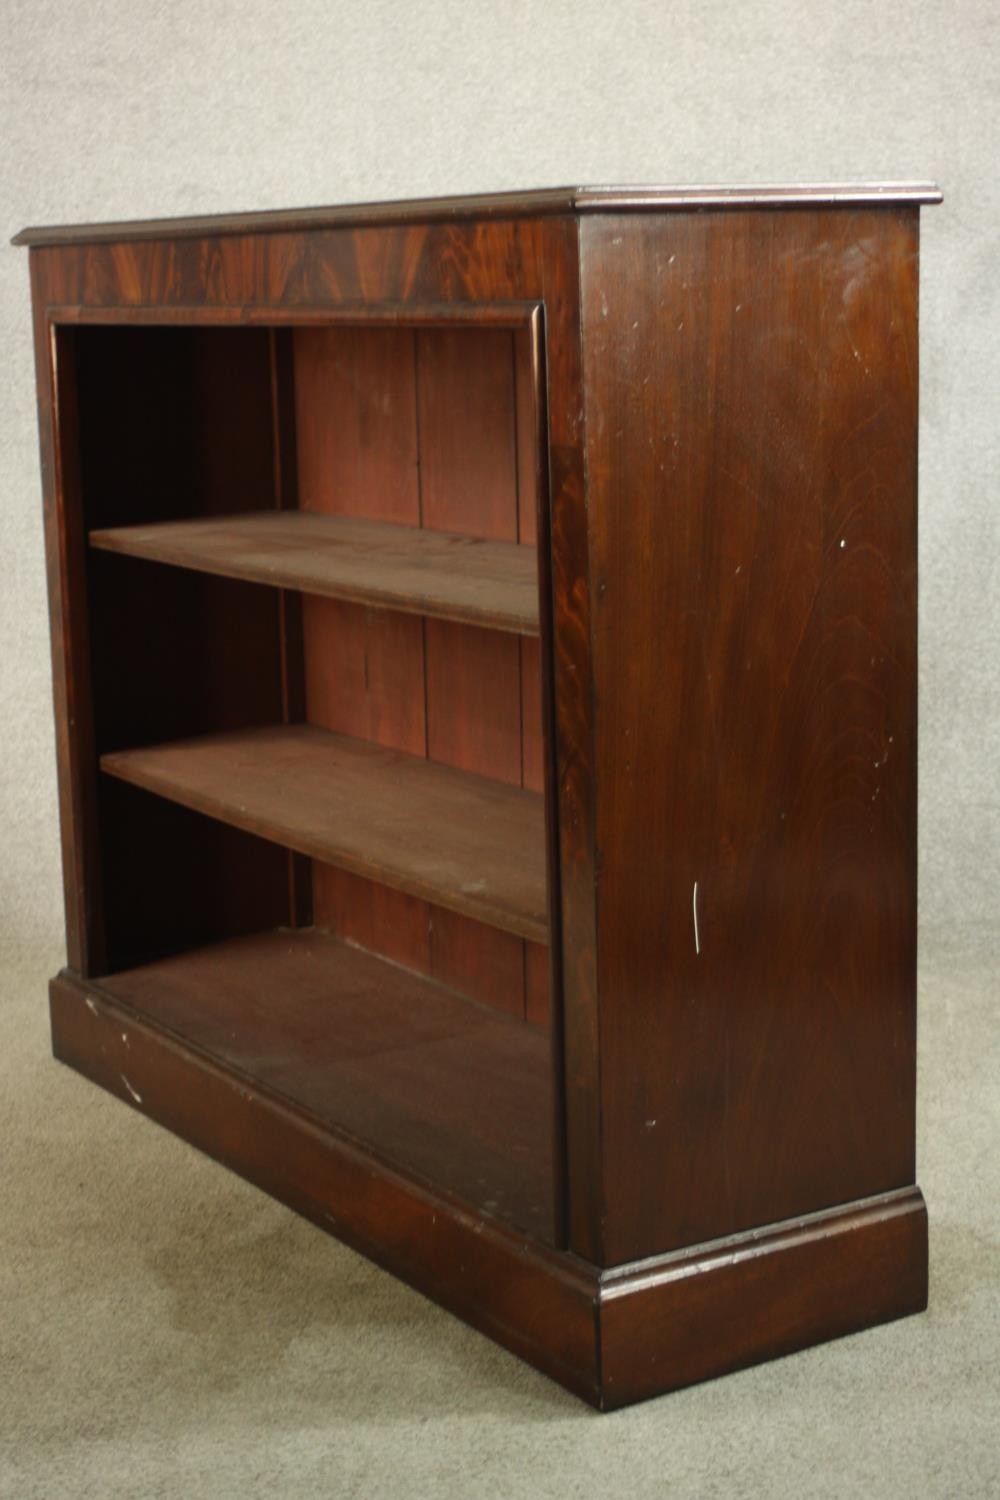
left=92, top=926, right=553, bottom=1239
left=65, top=310, right=559, bottom=1245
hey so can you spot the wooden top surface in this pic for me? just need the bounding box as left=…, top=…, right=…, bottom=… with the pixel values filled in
left=12, top=182, right=943, bottom=247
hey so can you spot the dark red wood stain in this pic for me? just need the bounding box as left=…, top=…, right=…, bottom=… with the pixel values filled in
left=291, top=320, right=544, bottom=1020
left=580, top=208, right=920, bottom=1261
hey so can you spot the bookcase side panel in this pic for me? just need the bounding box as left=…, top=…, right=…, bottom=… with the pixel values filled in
left=28, top=259, right=104, bottom=975
left=580, top=208, right=920, bottom=1264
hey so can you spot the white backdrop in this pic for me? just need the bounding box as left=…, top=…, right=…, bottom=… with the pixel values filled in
left=2, top=0, right=996, bottom=966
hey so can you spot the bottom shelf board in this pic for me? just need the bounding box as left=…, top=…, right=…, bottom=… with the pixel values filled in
left=90, top=928, right=554, bottom=1241
left=49, top=954, right=930, bottom=1407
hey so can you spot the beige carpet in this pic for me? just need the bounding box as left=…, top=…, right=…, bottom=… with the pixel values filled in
left=0, top=928, right=997, bottom=1499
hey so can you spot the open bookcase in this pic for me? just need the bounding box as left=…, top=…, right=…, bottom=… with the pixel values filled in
left=17, top=184, right=940, bottom=1407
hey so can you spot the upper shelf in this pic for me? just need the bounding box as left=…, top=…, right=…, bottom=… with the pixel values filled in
left=90, top=511, right=540, bottom=636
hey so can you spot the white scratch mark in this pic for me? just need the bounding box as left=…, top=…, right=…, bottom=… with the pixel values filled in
left=84, top=996, right=98, bottom=1014
left=120, top=1075, right=142, bottom=1105
left=839, top=538, right=847, bottom=548
left=645, top=1119, right=657, bottom=1130
left=600, top=292, right=609, bottom=318
left=723, top=1031, right=734, bottom=1213
left=692, top=880, right=701, bottom=957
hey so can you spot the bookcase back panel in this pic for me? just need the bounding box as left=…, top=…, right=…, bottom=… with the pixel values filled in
left=295, top=325, right=548, bottom=1023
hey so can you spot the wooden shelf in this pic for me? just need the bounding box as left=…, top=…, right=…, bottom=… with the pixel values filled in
left=93, top=927, right=554, bottom=1239
left=90, top=511, right=541, bottom=635
left=101, top=724, right=548, bottom=943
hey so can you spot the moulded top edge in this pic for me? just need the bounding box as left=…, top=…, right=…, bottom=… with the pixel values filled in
left=11, top=182, right=944, bottom=247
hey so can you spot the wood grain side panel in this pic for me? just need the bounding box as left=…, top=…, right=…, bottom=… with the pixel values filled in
left=29, top=299, right=105, bottom=975
left=549, top=436, right=601, bottom=1257
left=581, top=208, right=920, bottom=1261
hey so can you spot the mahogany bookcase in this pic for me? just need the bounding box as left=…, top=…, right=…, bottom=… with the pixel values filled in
left=15, top=183, right=941, bottom=1409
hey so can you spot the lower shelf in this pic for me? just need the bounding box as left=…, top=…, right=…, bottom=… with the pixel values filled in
left=100, top=724, right=548, bottom=943
left=49, top=958, right=928, bottom=1409
left=76, top=927, right=554, bottom=1242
